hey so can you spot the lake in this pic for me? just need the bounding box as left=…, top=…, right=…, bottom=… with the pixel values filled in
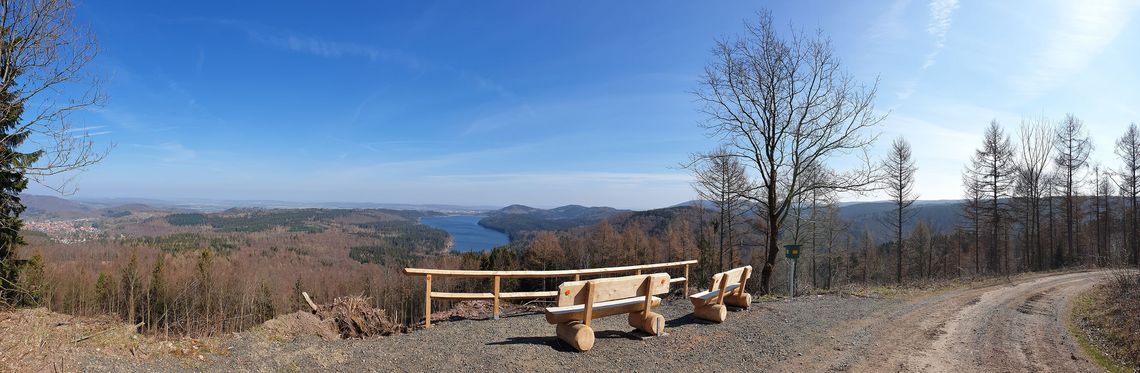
left=419, top=215, right=510, bottom=252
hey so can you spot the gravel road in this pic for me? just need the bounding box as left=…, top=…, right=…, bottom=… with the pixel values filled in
left=782, top=270, right=1116, bottom=372
left=76, top=270, right=1120, bottom=372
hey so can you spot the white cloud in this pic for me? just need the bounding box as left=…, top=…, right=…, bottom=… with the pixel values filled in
left=247, top=31, right=424, bottom=69
left=1010, top=0, right=1138, bottom=98
left=866, top=0, right=911, bottom=41
left=64, top=125, right=106, bottom=133
left=246, top=29, right=514, bottom=99
left=425, top=172, right=692, bottom=186
left=923, top=0, right=960, bottom=69
left=133, top=142, right=197, bottom=163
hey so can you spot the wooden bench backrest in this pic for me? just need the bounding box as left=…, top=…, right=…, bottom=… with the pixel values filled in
left=557, top=273, right=671, bottom=307
left=709, top=265, right=752, bottom=291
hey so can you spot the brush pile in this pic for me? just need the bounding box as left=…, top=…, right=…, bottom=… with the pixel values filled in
left=317, top=295, right=406, bottom=338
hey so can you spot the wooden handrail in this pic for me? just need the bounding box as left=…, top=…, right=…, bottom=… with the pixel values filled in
left=402, top=259, right=698, bottom=278
left=405, top=259, right=697, bottom=327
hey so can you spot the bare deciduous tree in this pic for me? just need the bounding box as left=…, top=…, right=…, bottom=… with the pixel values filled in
left=689, top=147, right=751, bottom=271
left=1053, top=114, right=1092, bottom=265
left=694, top=11, right=884, bottom=294
left=961, top=168, right=983, bottom=275
left=1014, top=117, right=1053, bottom=270
left=970, top=120, right=1016, bottom=275
left=0, top=0, right=109, bottom=186
left=1, top=0, right=109, bottom=303
left=1116, top=123, right=1140, bottom=266
left=882, top=136, right=916, bottom=284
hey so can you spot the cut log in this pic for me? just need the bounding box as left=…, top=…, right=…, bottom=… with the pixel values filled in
left=556, top=321, right=595, bottom=352
left=627, top=311, right=665, bottom=335
left=693, top=304, right=727, bottom=323
left=724, top=292, right=751, bottom=309
left=302, top=292, right=319, bottom=314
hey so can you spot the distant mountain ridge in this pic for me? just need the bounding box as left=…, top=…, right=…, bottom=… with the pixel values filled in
left=20, top=193, right=970, bottom=244
left=478, top=204, right=629, bottom=238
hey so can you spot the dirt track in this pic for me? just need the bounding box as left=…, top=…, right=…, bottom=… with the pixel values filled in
left=74, top=270, right=1121, bottom=372
left=781, top=270, right=1115, bottom=372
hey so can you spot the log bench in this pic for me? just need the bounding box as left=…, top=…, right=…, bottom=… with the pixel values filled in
left=689, top=265, right=752, bottom=323
left=543, top=273, right=671, bottom=351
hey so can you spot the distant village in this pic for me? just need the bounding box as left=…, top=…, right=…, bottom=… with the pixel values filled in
left=24, top=219, right=104, bottom=244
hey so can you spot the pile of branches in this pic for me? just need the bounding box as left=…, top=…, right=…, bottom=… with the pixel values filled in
left=312, top=295, right=406, bottom=338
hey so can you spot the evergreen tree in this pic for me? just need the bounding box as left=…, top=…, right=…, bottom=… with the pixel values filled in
left=882, top=136, right=917, bottom=284
left=0, top=38, right=41, bottom=302
left=0, top=0, right=107, bottom=305
left=148, top=255, right=166, bottom=330
left=16, top=251, right=44, bottom=306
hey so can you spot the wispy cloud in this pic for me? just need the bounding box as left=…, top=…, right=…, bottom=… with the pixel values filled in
left=241, top=26, right=514, bottom=99
left=64, top=125, right=106, bottom=133
left=132, top=142, right=197, bottom=163
left=425, top=172, right=692, bottom=186
left=247, top=30, right=425, bottom=70
left=1010, top=0, right=1138, bottom=98
left=923, top=0, right=960, bottom=69
left=866, top=0, right=911, bottom=41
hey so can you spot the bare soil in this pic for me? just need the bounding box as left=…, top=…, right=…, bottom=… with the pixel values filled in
left=11, top=270, right=1123, bottom=372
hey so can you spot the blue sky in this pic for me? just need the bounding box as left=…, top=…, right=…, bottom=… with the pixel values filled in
left=30, top=0, right=1140, bottom=209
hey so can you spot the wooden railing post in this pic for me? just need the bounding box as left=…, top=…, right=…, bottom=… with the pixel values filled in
left=583, top=282, right=594, bottom=327
left=683, top=264, right=690, bottom=298
left=574, top=274, right=580, bottom=282
left=425, top=274, right=432, bottom=328
left=493, top=276, right=501, bottom=320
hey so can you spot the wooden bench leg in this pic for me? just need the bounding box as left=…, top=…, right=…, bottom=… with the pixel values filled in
left=724, top=293, right=752, bottom=309
left=693, top=304, right=727, bottom=323
left=556, top=321, right=595, bottom=352
left=627, top=311, right=665, bottom=335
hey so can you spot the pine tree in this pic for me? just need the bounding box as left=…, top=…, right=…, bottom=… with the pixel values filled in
left=148, top=255, right=166, bottom=331
left=16, top=251, right=44, bottom=306
left=972, top=120, right=1016, bottom=275
left=1054, top=114, right=1093, bottom=265
left=0, top=37, right=42, bottom=303
left=882, top=136, right=918, bottom=284
left=255, top=280, right=275, bottom=322
left=94, top=272, right=114, bottom=314
left=0, top=0, right=107, bottom=305
left=121, top=250, right=141, bottom=323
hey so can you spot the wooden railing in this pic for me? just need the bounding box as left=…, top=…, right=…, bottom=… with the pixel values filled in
left=403, top=259, right=698, bottom=327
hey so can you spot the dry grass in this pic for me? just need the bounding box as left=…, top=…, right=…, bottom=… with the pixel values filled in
left=0, top=307, right=220, bottom=372
left=1073, top=271, right=1140, bottom=371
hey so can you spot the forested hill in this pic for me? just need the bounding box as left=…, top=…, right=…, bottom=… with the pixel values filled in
left=840, top=201, right=965, bottom=243
left=477, top=204, right=629, bottom=238
left=479, top=200, right=969, bottom=244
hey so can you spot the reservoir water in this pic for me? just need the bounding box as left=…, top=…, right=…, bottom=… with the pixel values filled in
left=419, top=215, right=510, bottom=252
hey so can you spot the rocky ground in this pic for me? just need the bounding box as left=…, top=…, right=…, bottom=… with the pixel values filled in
left=9, top=270, right=1130, bottom=372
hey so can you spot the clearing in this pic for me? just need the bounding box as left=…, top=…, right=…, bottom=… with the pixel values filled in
left=16, top=270, right=1126, bottom=372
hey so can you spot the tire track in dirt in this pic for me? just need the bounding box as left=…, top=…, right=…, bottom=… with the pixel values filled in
left=778, top=271, right=1113, bottom=372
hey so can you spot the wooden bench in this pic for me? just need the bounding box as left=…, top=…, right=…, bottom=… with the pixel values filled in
left=689, top=266, right=752, bottom=323
left=543, top=273, right=671, bottom=351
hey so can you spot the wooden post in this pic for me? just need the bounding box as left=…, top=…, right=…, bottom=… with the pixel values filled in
left=642, top=277, right=653, bottom=320
left=493, top=276, right=501, bottom=320
left=737, top=267, right=750, bottom=295
left=683, top=264, right=690, bottom=298
left=635, top=269, right=642, bottom=275
left=424, top=274, right=432, bottom=328
left=715, top=273, right=729, bottom=305
left=574, top=274, right=580, bottom=282
left=583, top=282, right=594, bottom=327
